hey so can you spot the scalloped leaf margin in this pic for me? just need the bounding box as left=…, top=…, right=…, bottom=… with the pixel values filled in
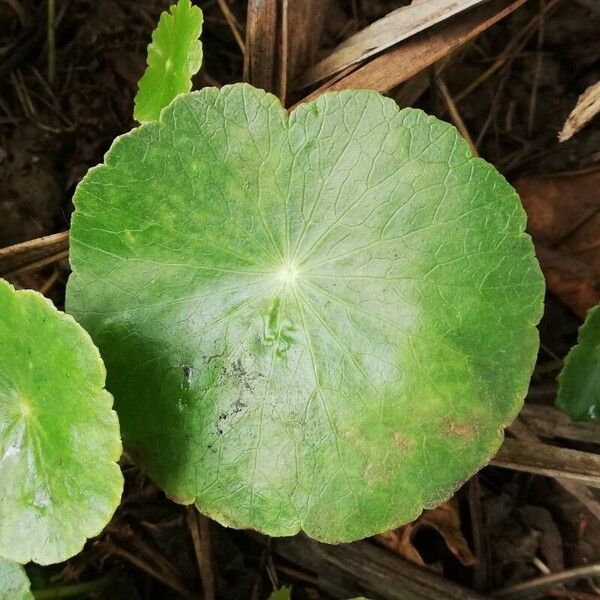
left=0, top=279, right=123, bottom=565
left=134, top=0, right=203, bottom=123
left=67, top=84, right=544, bottom=543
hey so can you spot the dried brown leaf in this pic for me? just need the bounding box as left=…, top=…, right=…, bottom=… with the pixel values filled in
left=377, top=526, right=425, bottom=567
left=420, top=499, right=477, bottom=567
left=377, top=499, right=476, bottom=568
left=244, top=0, right=278, bottom=94
left=559, top=80, right=600, bottom=142
left=517, top=170, right=600, bottom=316
left=244, top=0, right=329, bottom=104
left=294, top=0, right=527, bottom=105
left=295, top=0, right=488, bottom=90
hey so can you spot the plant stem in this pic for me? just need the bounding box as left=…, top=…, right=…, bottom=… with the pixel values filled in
left=47, top=0, right=55, bottom=84
left=33, top=575, right=111, bottom=599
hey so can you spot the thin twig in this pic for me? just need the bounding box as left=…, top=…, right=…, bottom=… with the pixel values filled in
left=0, top=20, right=45, bottom=84
left=527, top=0, right=545, bottom=135
left=39, top=268, right=61, bottom=295
left=47, top=0, right=55, bottom=84
left=4, top=0, right=28, bottom=26
left=549, top=589, right=600, bottom=600
left=279, top=0, right=288, bottom=103
left=187, top=508, right=215, bottom=600
left=468, top=476, right=489, bottom=591
left=251, top=538, right=271, bottom=600
left=453, top=0, right=560, bottom=105
left=494, top=563, right=600, bottom=599
left=508, top=419, right=600, bottom=520
left=0, top=231, right=69, bottom=276
left=475, top=63, right=512, bottom=148
left=128, top=532, right=187, bottom=587
left=33, top=575, right=112, bottom=600
left=99, top=541, right=194, bottom=599
left=436, top=74, right=479, bottom=156
left=11, top=69, right=36, bottom=116
left=11, top=250, right=69, bottom=276
left=493, top=437, right=600, bottom=487
left=216, top=0, right=245, bottom=55
left=275, top=564, right=318, bottom=586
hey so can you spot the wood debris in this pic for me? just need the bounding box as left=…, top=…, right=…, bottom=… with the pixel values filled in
left=559, top=80, right=600, bottom=142
left=295, top=0, right=489, bottom=90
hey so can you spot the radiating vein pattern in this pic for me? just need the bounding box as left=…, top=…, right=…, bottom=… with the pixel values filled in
left=67, top=84, right=544, bottom=542
left=0, top=281, right=122, bottom=565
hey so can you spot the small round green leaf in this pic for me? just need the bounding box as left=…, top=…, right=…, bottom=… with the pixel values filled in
left=134, top=0, right=203, bottom=123
left=0, top=280, right=123, bottom=565
left=557, top=303, right=600, bottom=420
left=0, top=556, right=33, bottom=600
left=67, top=85, right=544, bottom=542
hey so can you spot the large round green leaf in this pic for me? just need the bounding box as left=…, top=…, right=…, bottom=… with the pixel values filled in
left=0, top=556, right=33, bottom=600
left=67, top=85, right=544, bottom=542
left=0, top=280, right=123, bottom=565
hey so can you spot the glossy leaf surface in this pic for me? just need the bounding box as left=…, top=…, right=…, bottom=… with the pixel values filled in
left=67, top=85, right=544, bottom=542
left=0, top=556, right=33, bottom=600
left=0, top=280, right=123, bottom=564
left=134, top=0, right=203, bottom=123
left=557, top=303, right=600, bottom=420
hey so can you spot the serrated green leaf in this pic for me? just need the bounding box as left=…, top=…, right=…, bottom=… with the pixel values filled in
left=268, top=587, right=291, bottom=600
left=67, top=84, right=544, bottom=542
left=0, top=556, right=33, bottom=600
left=133, top=0, right=203, bottom=123
left=0, top=280, right=123, bottom=565
left=557, top=303, right=600, bottom=421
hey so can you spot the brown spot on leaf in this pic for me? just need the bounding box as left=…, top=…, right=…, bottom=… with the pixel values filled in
left=364, top=462, right=389, bottom=485
left=392, top=431, right=414, bottom=450
left=444, top=418, right=478, bottom=438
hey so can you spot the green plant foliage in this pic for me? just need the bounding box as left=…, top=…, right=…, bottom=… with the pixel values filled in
left=134, top=0, right=203, bottom=123
left=0, top=280, right=123, bottom=565
left=557, top=303, right=600, bottom=420
left=268, top=587, right=291, bottom=600
left=67, top=84, right=544, bottom=542
left=0, top=556, right=33, bottom=600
